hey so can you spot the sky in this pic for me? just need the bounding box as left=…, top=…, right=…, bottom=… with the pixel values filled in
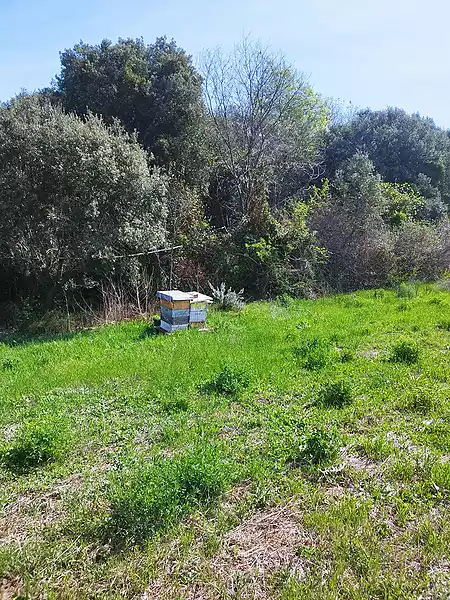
left=1, top=0, right=449, bottom=127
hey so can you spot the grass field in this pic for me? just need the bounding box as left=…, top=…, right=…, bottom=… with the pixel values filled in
left=0, top=285, right=449, bottom=599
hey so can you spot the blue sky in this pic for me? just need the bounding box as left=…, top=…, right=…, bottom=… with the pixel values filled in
left=1, top=0, right=449, bottom=126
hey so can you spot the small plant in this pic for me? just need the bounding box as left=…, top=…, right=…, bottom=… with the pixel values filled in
left=396, top=282, right=419, bottom=299
left=293, top=338, right=331, bottom=370
left=319, top=380, right=353, bottom=408
left=1, top=418, right=68, bottom=473
left=300, top=426, right=340, bottom=465
left=339, top=349, right=354, bottom=363
left=437, top=320, right=450, bottom=331
left=107, top=444, right=232, bottom=543
left=204, top=364, right=250, bottom=396
left=208, top=282, right=245, bottom=311
left=2, top=359, right=14, bottom=371
left=390, top=338, right=420, bottom=364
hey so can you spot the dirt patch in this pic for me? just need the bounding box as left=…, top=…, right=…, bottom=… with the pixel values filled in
left=0, top=577, right=24, bottom=600
left=146, top=504, right=312, bottom=600
left=0, top=473, right=82, bottom=545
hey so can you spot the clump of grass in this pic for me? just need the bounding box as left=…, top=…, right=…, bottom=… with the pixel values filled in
left=1, top=418, right=68, bottom=473
left=300, top=426, right=340, bottom=465
left=403, top=390, right=438, bottom=414
left=437, top=320, right=450, bottom=331
left=359, top=435, right=395, bottom=460
left=107, top=444, right=233, bottom=544
left=319, top=380, right=353, bottom=409
left=390, top=338, right=420, bottom=364
left=158, top=396, right=190, bottom=413
left=339, top=349, right=354, bottom=363
left=293, top=337, right=331, bottom=370
left=203, top=364, right=250, bottom=396
left=396, top=282, right=419, bottom=299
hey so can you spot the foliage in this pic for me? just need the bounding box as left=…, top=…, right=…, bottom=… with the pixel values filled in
left=300, top=426, right=340, bottom=465
left=107, top=444, right=233, bottom=543
left=1, top=418, right=68, bottom=473
left=319, top=379, right=354, bottom=408
left=324, top=107, right=450, bottom=205
left=390, top=338, right=420, bottom=364
left=56, top=37, right=206, bottom=182
left=311, top=153, right=394, bottom=290
left=203, top=364, right=251, bottom=396
left=293, top=337, right=332, bottom=370
left=0, top=94, right=167, bottom=307
left=208, top=282, right=245, bottom=311
left=202, top=38, right=329, bottom=227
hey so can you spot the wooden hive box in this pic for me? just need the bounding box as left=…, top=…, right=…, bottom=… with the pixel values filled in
left=156, top=290, right=192, bottom=333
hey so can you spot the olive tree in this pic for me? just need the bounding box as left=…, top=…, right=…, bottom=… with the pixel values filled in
left=0, top=94, right=168, bottom=306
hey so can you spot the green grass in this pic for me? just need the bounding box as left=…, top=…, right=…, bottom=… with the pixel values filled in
left=0, top=285, right=449, bottom=598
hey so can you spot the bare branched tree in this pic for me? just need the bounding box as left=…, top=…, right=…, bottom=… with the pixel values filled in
left=202, top=38, right=329, bottom=225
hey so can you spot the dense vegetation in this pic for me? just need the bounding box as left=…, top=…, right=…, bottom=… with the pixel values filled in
left=0, top=285, right=449, bottom=597
left=1, top=36, right=450, bottom=326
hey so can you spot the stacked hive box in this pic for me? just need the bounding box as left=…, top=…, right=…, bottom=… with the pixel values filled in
left=187, top=292, right=212, bottom=328
left=156, top=290, right=213, bottom=333
left=156, top=290, right=191, bottom=333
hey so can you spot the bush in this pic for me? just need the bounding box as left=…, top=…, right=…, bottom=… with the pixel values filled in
left=396, top=281, right=419, bottom=299
left=390, top=339, right=420, bottom=364
left=300, top=426, right=340, bottom=465
left=204, top=364, right=250, bottom=396
left=293, top=338, right=331, bottom=370
left=319, top=380, right=353, bottom=408
left=107, top=444, right=232, bottom=543
left=1, top=418, right=68, bottom=473
left=208, top=282, right=245, bottom=311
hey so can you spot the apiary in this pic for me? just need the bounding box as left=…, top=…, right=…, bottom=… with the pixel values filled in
left=156, top=290, right=212, bottom=333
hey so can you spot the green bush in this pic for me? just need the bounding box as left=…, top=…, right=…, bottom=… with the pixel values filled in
left=396, top=282, right=419, bottom=299
left=300, top=426, right=340, bottom=465
left=293, top=338, right=331, bottom=370
left=319, top=380, right=353, bottom=408
left=1, top=418, right=68, bottom=473
left=390, top=339, right=420, bottom=364
left=204, top=364, right=250, bottom=396
left=107, top=444, right=233, bottom=543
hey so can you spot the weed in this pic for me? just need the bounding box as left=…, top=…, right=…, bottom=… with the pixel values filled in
left=293, top=337, right=331, bottom=370
left=390, top=338, right=420, bottom=364
left=319, top=380, right=353, bottom=408
left=208, top=282, right=245, bottom=311
left=300, top=426, right=340, bottom=465
left=437, top=320, right=450, bottom=331
left=359, top=435, right=395, bottom=460
left=203, top=364, right=250, bottom=396
left=1, top=418, right=68, bottom=473
left=396, top=282, right=419, bottom=299
left=158, top=396, right=190, bottom=413
left=339, top=349, right=354, bottom=363
left=107, top=444, right=233, bottom=543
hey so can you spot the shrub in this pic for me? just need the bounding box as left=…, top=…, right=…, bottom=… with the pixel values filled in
left=1, top=418, right=68, bottom=473
left=319, top=380, right=353, bottom=408
left=107, top=444, right=232, bottom=543
left=300, top=426, right=340, bottom=465
left=390, top=339, right=420, bottom=364
left=293, top=338, right=331, bottom=370
left=396, top=281, right=419, bottom=299
left=204, top=364, right=250, bottom=396
left=208, top=282, right=245, bottom=311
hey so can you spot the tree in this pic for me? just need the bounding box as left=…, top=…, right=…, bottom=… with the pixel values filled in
left=0, top=94, right=168, bottom=306
left=324, top=108, right=450, bottom=206
left=56, top=37, right=205, bottom=182
left=202, top=38, right=329, bottom=228
left=311, top=153, right=394, bottom=290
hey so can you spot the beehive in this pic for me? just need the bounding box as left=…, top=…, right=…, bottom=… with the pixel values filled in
left=156, top=290, right=212, bottom=333
left=156, top=290, right=191, bottom=333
